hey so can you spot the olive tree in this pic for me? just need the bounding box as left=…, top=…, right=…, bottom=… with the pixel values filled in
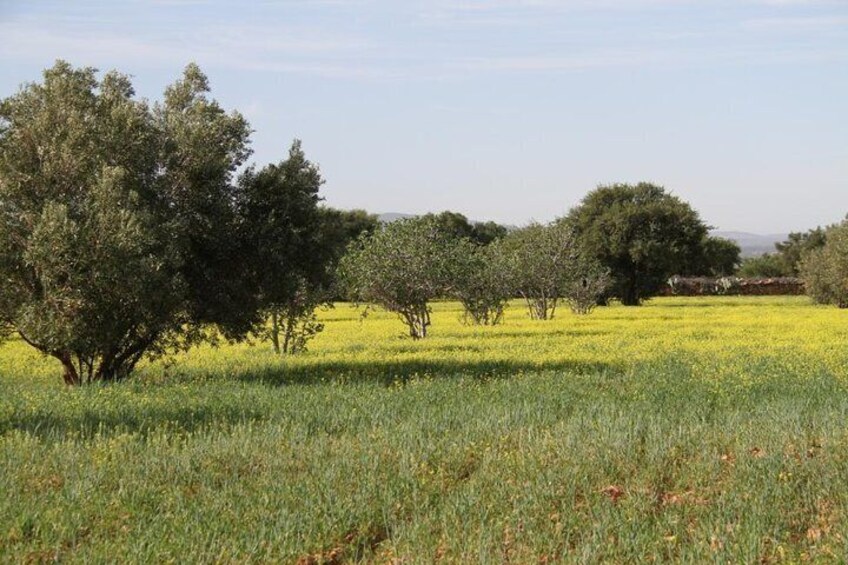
left=0, top=61, right=258, bottom=384
left=800, top=221, right=848, bottom=308
left=339, top=216, right=457, bottom=338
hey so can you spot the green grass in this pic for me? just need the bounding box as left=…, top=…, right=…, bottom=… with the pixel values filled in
left=2, top=297, right=848, bottom=562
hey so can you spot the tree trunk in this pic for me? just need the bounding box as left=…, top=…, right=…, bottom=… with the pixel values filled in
left=56, top=352, right=81, bottom=386
left=270, top=311, right=281, bottom=354
left=620, top=276, right=641, bottom=306
left=283, top=315, right=296, bottom=354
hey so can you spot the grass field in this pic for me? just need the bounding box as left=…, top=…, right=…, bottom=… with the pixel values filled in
left=2, top=296, right=848, bottom=562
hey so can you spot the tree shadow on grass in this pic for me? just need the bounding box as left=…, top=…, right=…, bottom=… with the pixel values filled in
left=0, top=357, right=623, bottom=439
left=230, top=356, right=623, bottom=387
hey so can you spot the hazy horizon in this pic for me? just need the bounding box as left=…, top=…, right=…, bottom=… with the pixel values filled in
left=1, top=0, right=845, bottom=233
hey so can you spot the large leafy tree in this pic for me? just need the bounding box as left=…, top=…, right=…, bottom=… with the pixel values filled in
left=566, top=183, right=709, bottom=305
left=339, top=216, right=459, bottom=339
left=0, top=61, right=257, bottom=384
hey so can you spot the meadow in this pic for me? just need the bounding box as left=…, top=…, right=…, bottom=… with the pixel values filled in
left=2, top=296, right=848, bottom=563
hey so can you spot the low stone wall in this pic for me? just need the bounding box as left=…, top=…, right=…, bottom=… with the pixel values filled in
left=664, top=276, right=806, bottom=296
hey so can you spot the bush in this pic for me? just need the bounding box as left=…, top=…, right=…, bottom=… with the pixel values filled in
left=737, top=254, right=792, bottom=278
left=564, top=266, right=611, bottom=315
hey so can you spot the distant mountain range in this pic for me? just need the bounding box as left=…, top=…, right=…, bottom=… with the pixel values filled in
left=710, top=232, right=786, bottom=257
left=378, top=213, right=785, bottom=258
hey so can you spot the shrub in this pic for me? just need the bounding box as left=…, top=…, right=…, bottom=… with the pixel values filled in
left=339, top=217, right=458, bottom=338
left=800, top=222, right=848, bottom=308
left=452, top=240, right=511, bottom=325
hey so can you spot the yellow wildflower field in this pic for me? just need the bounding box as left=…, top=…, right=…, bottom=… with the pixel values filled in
left=2, top=296, right=848, bottom=562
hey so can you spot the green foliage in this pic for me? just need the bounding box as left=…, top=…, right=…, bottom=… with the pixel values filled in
left=776, top=227, right=827, bottom=276
left=562, top=259, right=611, bottom=315
left=800, top=221, right=848, bottom=308
left=266, top=280, right=326, bottom=355
left=737, top=254, right=790, bottom=278
left=500, top=222, right=607, bottom=319
left=451, top=240, right=511, bottom=325
left=566, top=183, right=709, bottom=305
left=317, top=208, right=380, bottom=265
left=421, top=211, right=508, bottom=246
left=739, top=228, right=830, bottom=279
left=237, top=140, right=329, bottom=354
left=0, top=61, right=255, bottom=384
left=693, top=236, right=742, bottom=277
left=339, top=217, right=459, bottom=338
left=470, top=220, right=509, bottom=246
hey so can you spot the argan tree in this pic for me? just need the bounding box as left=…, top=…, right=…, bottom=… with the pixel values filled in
left=777, top=227, right=828, bottom=276
left=566, top=183, right=709, bottom=305
left=692, top=236, right=742, bottom=277
left=500, top=221, right=604, bottom=320
left=339, top=216, right=458, bottom=338
left=563, top=257, right=611, bottom=315
left=452, top=238, right=511, bottom=325
left=0, top=61, right=259, bottom=384
left=800, top=221, right=848, bottom=308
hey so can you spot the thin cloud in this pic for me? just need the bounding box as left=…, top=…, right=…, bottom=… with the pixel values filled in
left=743, top=14, right=848, bottom=31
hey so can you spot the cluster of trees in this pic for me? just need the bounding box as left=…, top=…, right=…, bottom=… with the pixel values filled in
left=0, top=62, right=375, bottom=384
left=341, top=183, right=743, bottom=336
left=734, top=222, right=848, bottom=308
left=1, top=62, right=844, bottom=384
left=339, top=217, right=609, bottom=338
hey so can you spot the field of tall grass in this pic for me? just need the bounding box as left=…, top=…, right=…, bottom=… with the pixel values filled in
left=2, top=296, right=848, bottom=562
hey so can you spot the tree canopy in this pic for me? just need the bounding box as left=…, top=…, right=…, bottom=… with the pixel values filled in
left=0, top=62, right=257, bottom=383
left=800, top=221, right=848, bottom=308
left=420, top=211, right=508, bottom=246
left=339, top=216, right=460, bottom=338
left=565, top=183, right=710, bottom=305
left=692, top=237, right=742, bottom=277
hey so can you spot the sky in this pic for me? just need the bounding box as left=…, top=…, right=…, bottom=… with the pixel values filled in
left=0, top=0, right=846, bottom=233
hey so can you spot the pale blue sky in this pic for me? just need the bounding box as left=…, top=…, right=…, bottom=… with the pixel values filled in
left=1, top=0, right=846, bottom=232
